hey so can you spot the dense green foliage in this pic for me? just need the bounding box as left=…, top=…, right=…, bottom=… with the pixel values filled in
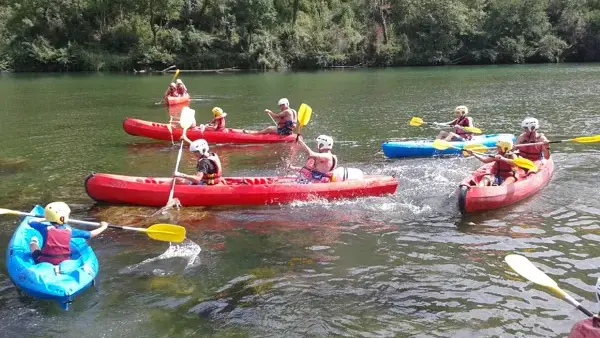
left=2, top=0, right=600, bottom=71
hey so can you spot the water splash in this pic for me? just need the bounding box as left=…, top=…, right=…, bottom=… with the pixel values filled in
left=119, top=239, right=201, bottom=276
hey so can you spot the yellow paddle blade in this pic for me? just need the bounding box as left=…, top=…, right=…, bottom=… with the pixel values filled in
left=463, top=144, right=490, bottom=152
left=145, top=224, right=186, bottom=243
left=409, top=117, right=424, bottom=127
left=505, top=254, right=564, bottom=295
left=179, top=107, right=196, bottom=130
left=172, top=69, right=180, bottom=81
left=298, top=103, right=312, bottom=127
left=463, top=126, right=483, bottom=134
left=432, top=139, right=453, bottom=151
left=571, top=135, right=600, bottom=143
left=512, top=157, right=538, bottom=172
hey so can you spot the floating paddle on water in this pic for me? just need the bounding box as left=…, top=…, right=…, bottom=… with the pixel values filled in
left=410, top=116, right=482, bottom=134
left=505, top=254, right=594, bottom=317
left=432, top=139, right=538, bottom=172
left=157, top=69, right=180, bottom=104
left=0, top=208, right=186, bottom=243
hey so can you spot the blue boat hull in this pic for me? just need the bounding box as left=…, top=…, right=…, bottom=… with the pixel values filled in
left=382, top=134, right=516, bottom=158
left=6, top=205, right=99, bottom=310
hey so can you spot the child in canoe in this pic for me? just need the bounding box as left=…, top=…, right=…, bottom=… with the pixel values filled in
left=28, top=202, right=108, bottom=273
left=175, top=138, right=224, bottom=185
left=436, top=105, right=474, bottom=141
left=245, top=98, right=297, bottom=136
left=288, top=135, right=338, bottom=183
left=175, top=79, right=188, bottom=96
left=203, top=107, right=227, bottom=132
left=464, top=139, right=522, bottom=186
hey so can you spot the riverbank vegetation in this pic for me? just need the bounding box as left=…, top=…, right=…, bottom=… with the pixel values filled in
left=1, top=0, right=599, bottom=72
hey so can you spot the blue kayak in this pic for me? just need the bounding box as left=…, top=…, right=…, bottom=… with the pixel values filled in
left=6, top=205, right=99, bottom=310
left=382, top=134, right=516, bottom=158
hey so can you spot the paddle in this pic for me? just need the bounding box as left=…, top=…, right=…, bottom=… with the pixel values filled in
left=0, top=208, right=186, bottom=243
left=287, top=104, right=313, bottom=170
left=505, top=254, right=594, bottom=317
left=157, top=69, right=180, bottom=104
left=460, top=134, right=600, bottom=152
left=432, top=139, right=538, bottom=172
left=164, top=107, right=196, bottom=210
left=410, top=116, right=483, bottom=134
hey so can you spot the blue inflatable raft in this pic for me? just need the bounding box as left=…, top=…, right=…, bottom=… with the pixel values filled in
left=6, top=205, right=99, bottom=310
left=382, top=133, right=516, bottom=158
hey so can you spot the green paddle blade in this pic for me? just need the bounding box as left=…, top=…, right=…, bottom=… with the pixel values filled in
left=409, top=117, right=424, bottom=126
left=145, top=224, right=187, bottom=243
left=298, top=103, right=312, bottom=127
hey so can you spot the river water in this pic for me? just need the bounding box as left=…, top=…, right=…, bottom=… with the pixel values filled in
left=0, top=65, right=599, bottom=337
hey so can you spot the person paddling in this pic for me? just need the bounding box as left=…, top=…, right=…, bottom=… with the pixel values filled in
left=288, top=135, right=338, bottom=183
left=165, top=83, right=179, bottom=98
left=245, top=98, right=297, bottom=136
left=175, top=138, right=224, bottom=185
left=514, top=117, right=551, bottom=161
left=28, top=202, right=108, bottom=274
left=175, top=79, right=188, bottom=96
left=205, top=107, right=227, bottom=131
left=436, top=105, right=475, bottom=141
left=464, top=139, right=522, bottom=186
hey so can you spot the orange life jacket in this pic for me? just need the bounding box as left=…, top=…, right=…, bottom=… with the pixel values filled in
left=200, top=153, right=223, bottom=185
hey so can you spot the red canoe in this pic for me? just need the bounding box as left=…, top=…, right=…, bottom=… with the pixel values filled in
left=457, top=157, right=554, bottom=213
left=165, top=93, right=190, bottom=106
left=568, top=317, right=600, bottom=338
left=84, top=173, right=398, bottom=207
left=123, top=117, right=297, bottom=144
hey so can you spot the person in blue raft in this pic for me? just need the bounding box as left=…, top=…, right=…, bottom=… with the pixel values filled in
left=28, top=202, right=108, bottom=274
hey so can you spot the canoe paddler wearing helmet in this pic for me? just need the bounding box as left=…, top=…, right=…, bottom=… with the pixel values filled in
left=245, top=98, right=298, bottom=135
left=206, top=107, right=227, bottom=131
left=175, top=79, right=188, bottom=96
left=463, top=137, right=522, bottom=187
left=27, top=202, right=108, bottom=271
left=436, top=105, right=475, bottom=141
left=175, top=139, right=224, bottom=185
left=288, top=135, right=338, bottom=183
left=515, top=117, right=551, bottom=161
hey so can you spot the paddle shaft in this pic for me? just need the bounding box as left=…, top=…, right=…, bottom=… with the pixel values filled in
left=161, top=69, right=180, bottom=101
left=167, top=140, right=185, bottom=201
left=9, top=211, right=142, bottom=232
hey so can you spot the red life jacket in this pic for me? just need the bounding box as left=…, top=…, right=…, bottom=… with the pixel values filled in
left=451, top=116, right=472, bottom=140
left=38, top=226, right=72, bottom=265
left=211, top=116, right=225, bottom=131
left=278, top=108, right=298, bottom=130
left=200, top=153, right=223, bottom=185
left=568, top=317, right=600, bottom=338
left=519, top=134, right=543, bottom=161
left=176, top=85, right=187, bottom=96
left=167, top=88, right=178, bottom=97
left=493, top=158, right=516, bottom=178
left=299, top=155, right=337, bottom=182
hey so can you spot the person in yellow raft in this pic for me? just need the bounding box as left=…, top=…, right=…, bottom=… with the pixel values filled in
left=436, top=105, right=475, bottom=141
left=245, top=98, right=297, bottom=136
left=288, top=135, right=338, bottom=183
left=464, top=138, right=522, bottom=186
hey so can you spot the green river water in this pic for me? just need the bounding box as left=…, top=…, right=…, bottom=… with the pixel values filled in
left=0, top=65, right=600, bottom=337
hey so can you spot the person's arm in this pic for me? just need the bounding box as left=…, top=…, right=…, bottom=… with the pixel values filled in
left=297, top=137, right=317, bottom=157
left=465, top=150, right=494, bottom=163
left=71, top=222, right=108, bottom=239
left=28, top=220, right=46, bottom=232
left=540, top=134, right=551, bottom=159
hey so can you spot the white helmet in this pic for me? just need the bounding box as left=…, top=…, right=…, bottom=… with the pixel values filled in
left=44, top=201, right=71, bottom=224
left=316, top=135, right=334, bottom=151
left=190, top=139, right=209, bottom=155
left=521, top=117, right=539, bottom=132
left=277, top=98, right=289, bottom=107
left=176, top=79, right=183, bottom=84
left=455, top=105, right=468, bottom=115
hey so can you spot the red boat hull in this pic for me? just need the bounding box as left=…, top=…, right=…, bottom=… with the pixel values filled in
left=123, top=117, right=297, bottom=144
left=457, top=157, right=554, bottom=214
left=166, top=94, right=190, bottom=106
left=84, top=173, right=399, bottom=207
